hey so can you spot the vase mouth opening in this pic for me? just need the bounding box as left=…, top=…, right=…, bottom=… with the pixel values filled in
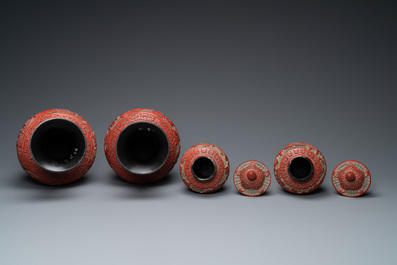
left=30, top=118, right=86, bottom=172
left=288, top=156, right=314, bottom=181
left=116, top=122, right=169, bottom=175
left=192, top=156, right=216, bottom=181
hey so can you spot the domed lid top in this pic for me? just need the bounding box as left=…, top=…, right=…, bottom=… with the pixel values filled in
left=332, top=160, right=371, bottom=197
left=234, top=160, right=271, bottom=197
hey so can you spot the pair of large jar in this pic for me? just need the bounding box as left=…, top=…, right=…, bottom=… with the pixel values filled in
left=17, top=108, right=179, bottom=185
left=17, top=108, right=370, bottom=197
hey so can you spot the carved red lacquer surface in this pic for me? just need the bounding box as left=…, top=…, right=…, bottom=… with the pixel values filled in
left=332, top=160, right=371, bottom=197
left=273, top=142, right=327, bottom=194
left=233, top=160, right=271, bottom=197
left=16, top=108, right=97, bottom=185
left=179, top=143, right=229, bottom=193
left=104, top=108, right=180, bottom=183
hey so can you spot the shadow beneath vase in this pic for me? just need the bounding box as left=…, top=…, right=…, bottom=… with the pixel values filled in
left=9, top=172, right=91, bottom=201
left=280, top=186, right=331, bottom=199
left=181, top=185, right=228, bottom=198
left=107, top=172, right=178, bottom=199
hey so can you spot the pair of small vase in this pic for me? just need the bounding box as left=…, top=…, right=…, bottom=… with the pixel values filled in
left=16, top=108, right=370, bottom=197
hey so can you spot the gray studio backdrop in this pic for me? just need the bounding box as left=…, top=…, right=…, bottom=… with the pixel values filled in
left=1, top=1, right=396, bottom=264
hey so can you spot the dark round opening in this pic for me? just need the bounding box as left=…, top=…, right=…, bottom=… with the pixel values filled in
left=288, top=156, right=314, bottom=180
left=30, top=119, right=86, bottom=172
left=192, top=157, right=216, bottom=181
left=116, top=122, right=169, bottom=175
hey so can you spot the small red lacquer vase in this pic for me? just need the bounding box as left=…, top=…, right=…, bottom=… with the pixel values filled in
left=179, top=143, right=229, bottom=193
left=274, top=142, right=326, bottom=194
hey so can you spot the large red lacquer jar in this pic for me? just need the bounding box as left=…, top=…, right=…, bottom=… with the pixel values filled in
left=16, top=109, right=97, bottom=185
left=104, top=108, right=181, bottom=184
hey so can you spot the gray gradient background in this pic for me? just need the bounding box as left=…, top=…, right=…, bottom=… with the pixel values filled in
left=1, top=1, right=396, bottom=264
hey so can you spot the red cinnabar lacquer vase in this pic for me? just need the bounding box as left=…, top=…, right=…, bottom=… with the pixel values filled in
left=332, top=160, right=371, bottom=197
left=16, top=108, right=97, bottom=185
left=104, top=108, right=180, bottom=184
left=180, top=143, right=229, bottom=193
left=274, top=142, right=326, bottom=194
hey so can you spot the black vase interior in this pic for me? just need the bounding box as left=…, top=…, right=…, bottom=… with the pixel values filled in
left=288, top=156, right=313, bottom=181
left=192, top=156, right=216, bottom=181
left=117, top=122, right=169, bottom=175
left=30, top=119, right=86, bottom=172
